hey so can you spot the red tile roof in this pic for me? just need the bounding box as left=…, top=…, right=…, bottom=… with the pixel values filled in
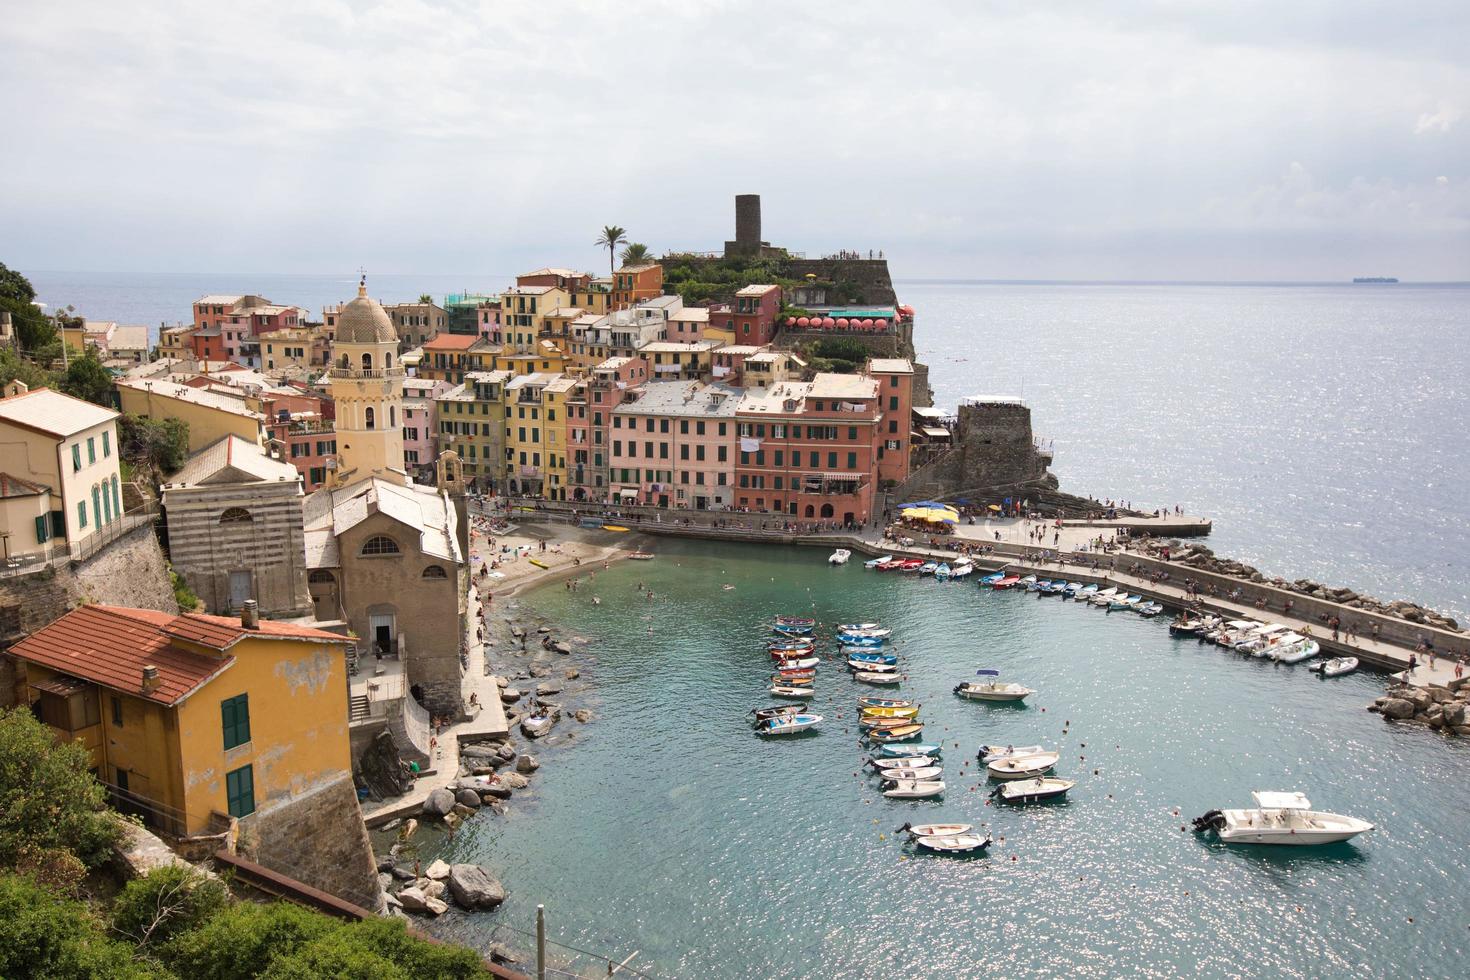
left=423, top=333, right=480, bottom=351
left=10, top=605, right=348, bottom=707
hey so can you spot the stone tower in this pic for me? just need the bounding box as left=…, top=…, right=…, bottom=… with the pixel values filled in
left=329, top=278, right=407, bottom=485
left=436, top=450, right=469, bottom=560
left=725, top=194, right=766, bottom=258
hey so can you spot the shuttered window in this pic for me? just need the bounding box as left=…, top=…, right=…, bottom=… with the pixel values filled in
left=221, top=694, right=251, bottom=749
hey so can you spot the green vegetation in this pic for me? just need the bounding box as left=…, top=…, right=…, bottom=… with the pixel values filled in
left=660, top=253, right=800, bottom=306
left=417, top=294, right=433, bottom=305
left=595, top=225, right=628, bottom=275
left=619, top=242, right=651, bottom=265
left=119, top=414, right=189, bottom=475
left=59, top=348, right=116, bottom=407
left=0, top=708, right=495, bottom=979
left=169, top=567, right=199, bottom=613
left=0, top=262, right=59, bottom=352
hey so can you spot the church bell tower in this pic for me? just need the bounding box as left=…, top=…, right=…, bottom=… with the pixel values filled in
left=328, top=277, right=406, bottom=485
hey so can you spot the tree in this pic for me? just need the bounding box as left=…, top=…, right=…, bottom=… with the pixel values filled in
left=0, top=262, right=57, bottom=352
left=118, top=414, right=190, bottom=475
left=59, top=348, right=116, bottom=407
left=0, top=874, right=166, bottom=980
left=619, top=242, right=651, bottom=265
left=594, top=225, right=627, bottom=274
left=111, top=865, right=229, bottom=951
left=0, top=708, right=121, bottom=876
left=417, top=294, right=433, bottom=305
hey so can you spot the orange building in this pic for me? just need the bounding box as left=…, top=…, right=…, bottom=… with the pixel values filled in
left=612, top=263, right=663, bottom=310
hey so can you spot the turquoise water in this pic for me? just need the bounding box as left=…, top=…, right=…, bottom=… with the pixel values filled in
left=429, top=539, right=1470, bottom=978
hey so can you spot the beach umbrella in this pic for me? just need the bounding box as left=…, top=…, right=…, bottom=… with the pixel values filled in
left=988, top=504, right=1002, bottom=512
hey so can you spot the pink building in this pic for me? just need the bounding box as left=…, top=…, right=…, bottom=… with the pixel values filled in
left=567, top=356, right=648, bottom=502
left=403, top=377, right=450, bottom=477
left=608, top=380, right=739, bottom=509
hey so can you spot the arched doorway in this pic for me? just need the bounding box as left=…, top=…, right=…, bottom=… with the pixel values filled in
left=820, top=503, right=834, bottom=518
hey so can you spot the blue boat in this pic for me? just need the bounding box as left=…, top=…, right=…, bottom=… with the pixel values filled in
left=879, top=742, right=941, bottom=758
left=838, top=634, right=886, bottom=647
left=979, top=572, right=1005, bottom=586
left=934, top=563, right=952, bottom=581
left=848, top=651, right=898, bottom=666
left=1042, top=581, right=1067, bottom=595
left=1033, top=578, right=1053, bottom=592
left=772, top=622, right=813, bottom=637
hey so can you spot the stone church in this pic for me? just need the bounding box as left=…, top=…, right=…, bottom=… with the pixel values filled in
left=302, top=280, right=470, bottom=714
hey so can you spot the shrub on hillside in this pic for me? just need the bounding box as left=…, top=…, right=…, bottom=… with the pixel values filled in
left=111, top=865, right=229, bottom=950
left=0, top=873, right=166, bottom=980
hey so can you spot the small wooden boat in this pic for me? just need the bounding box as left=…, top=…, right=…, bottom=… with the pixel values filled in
left=848, top=659, right=898, bottom=673
left=992, top=575, right=1021, bottom=590
left=751, top=705, right=801, bottom=721
left=769, top=645, right=815, bottom=659
left=854, top=670, right=902, bottom=685
left=769, top=685, right=814, bottom=698
left=840, top=627, right=892, bottom=639
left=1137, top=601, right=1163, bottom=617
left=918, top=561, right=939, bottom=576
left=756, top=712, right=822, bottom=736
left=977, top=743, right=1046, bottom=764
left=1108, top=594, right=1141, bottom=611
left=986, top=752, right=1059, bottom=780
left=878, top=765, right=942, bottom=781
left=776, top=616, right=815, bottom=627
left=627, top=551, right=655, bottom=560
left=993, top=777, right=1075, bottom=802
left=949, top=562, right=974, bottom=579
left=772, top=623, right=813, bottom=637
left=601, top=525, right=630, bottom=532
left=1310, top=656, right=1359, bottom=677
left=774, top=666, right=816, bottom=679
left=773, top=656, right=819, bottom=670
left=863, top=556, right=892, bottom=569
left=858, top=705, right=919, bottom=719
left=856, top=696, right=913, bottom=710
left=866, top=723, right=923, bottom=742
left=878, top=742, right=940, bottom=758
left=859, top=715, right=919, bottom=731
left=847, top=651, right=898, bottom=666
left=829, top=549, right=852, bottom=565
left=840, top=622, right=881, bottom=632
left=770, top=675, right=813, bottom=686
left=1020, top=574, right=1039, bottom=590
left=882, top=779, right=945, bottom=799
left=1031, top=578, right=1052, bottom=593
left=1042, top=581, right=1068, bottom=595
left=895, top=822, right=973, bottom=838
left=979, top=572, right=1005, bottom=586
left=894, top=558, right=925, bottom=572
left=1088, top=587, right=1119, bottom=606
left=839, top=636, right=887, bottom=649
left=1076, top=583, right=1098, bottom=599
left=934, top=563, right=952, bottom=581
left=1169, top=615, right=1206, bottom=636
left=912, top=833, right=991, bottom=853
left=869, top=756, right=934, bottom=771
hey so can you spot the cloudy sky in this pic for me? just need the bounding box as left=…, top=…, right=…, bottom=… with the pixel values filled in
left=2, top=0, right=1466, bottom=280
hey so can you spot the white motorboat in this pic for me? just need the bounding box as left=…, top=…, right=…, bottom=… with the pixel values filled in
left=993, top=777, right=1075, bottom=802
left=877, top=766, right=943, bottom=781
left=841, top=621, right=881, bottom=631
left=854, top=671, right=902, bottom=685
left=1234, top=623, right=1289, bottom=652
left=848, top=658, right=898, bottom=673
left=913, top=833, right=991, bottom=853
left=1310, top=656, right=1359, bottom=677
left=977, top=743, right=1047, bottom=764
left=1136, top=601, right=1163, bottom=617
left=1271, top=636, right=1320, bottom=664
left=773, top=656, right=820, bottom=669
left=1087, top=587, right=1119, bottom=606
left=1192, top=791, right=1374, bottom=845
left=756, top=712, right=822, bottom=735
left=769, top=685, right=815, bottom=698
left=954, top=669, right=1034, bottom=702
left=829, top=549, right=852, bottom=565
left=863, top=556, right=892, bottom=569
left=870, top=756, right=936, bottom=771
left=949, top=559, right=975, bottom=579
left=1213, top=619, right=1262, bottom=647
left=986, top=751, right=1059, bottom=780
left=882, top=779, right=945, bottom=799
left=895, top=821, right=973, bottom=838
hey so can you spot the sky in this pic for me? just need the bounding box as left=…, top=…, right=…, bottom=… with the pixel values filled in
left=2, top=0, right=1467, bottom=281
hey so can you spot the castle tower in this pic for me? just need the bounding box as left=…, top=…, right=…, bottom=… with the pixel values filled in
left=329, top=277, right=407, bottom=485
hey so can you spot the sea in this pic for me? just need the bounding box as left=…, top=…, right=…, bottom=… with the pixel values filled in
left=25, top=272, right=1470, bottom=623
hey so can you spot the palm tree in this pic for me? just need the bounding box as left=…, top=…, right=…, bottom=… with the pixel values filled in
left=595, top=225, right=628, bottom=274
left=620, top=242, right=651, bottom=265
left=418, top=293, right=433, bottom=304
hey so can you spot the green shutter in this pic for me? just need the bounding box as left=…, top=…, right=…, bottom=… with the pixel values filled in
left=222, top=694, right=251, bottom=749
left=35, top=514, right=48, bottom=543
left=226, top=765, right=255, bottom=818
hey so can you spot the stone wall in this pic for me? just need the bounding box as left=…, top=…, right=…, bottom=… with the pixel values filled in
left=0, top=521, right=178, bottom=707
left=243, top=772, right=383, bottom=911
left=784, top=258, right=897, bottom=305
left=894, top=401, right=1053, bottom=503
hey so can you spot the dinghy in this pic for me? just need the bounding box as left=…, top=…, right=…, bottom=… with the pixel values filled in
left=986, top=752, right=1060, bottom=780
left=1136, top=601, right=1163, bottom=617
left=882, top=779, right=945, bottom=799
left=773, top=656, right=819, bottom=670
left=878, top=766, right=943, bottom=781
left=993, top=777, right=1075, bottom=802
left=770, top=675, right=812, bottom=687
left=847, top=650, right=898, bottom=666
left=859, top=716, right=919, bottom=731
left=839, top=637, right=888, bottom=650
left=756, top=712, right=822, bottom=736
left=856, top=696, right=913, bottom=710
left=848, top=659, right=898, bottom=673
left=854, top=671, right=902, bottom=686
left=912, top=833, right=991, bottom=853
left=934, top=563, right=952, bottom=581
left=769, top=685, right=814, bottom=699
left=866, top=723, right=924, bottom=742
left=1192, top=791, right=1374, bottom=846
left=1169, top=615, right=1206, bottom=636
left=772, top=622, right=813, bottom=637
left=840, top=622, right=881, bottom=632
left=992, top=575, right=1021, bottom=590
left=859, top=705, right=919, bottom=719
left=895, top=822, right=974, bottom=838
left=1020, top=575, right=1039, bottom=590
left=841, top=626, right=892, bottom=639
left=1032, top=578, right=1053, bottom=593
left=869, top=756, right=935, bottom=771
left=1108, top=594, right=1141, bottom=611
left=1088, top=587, right=1119, bottom=606
left=751, top=705, right=802, bottom=721
left=1077, top=583, right=1099, bottom=599
left=776, top=616, right=815, bottom=627
left=918, top=561, right=939, bottom=576
left=1310, top=656, right=1358, bottom=677
left=863, top=556, right=893, bottom=569
left=954, top=669, right=1034, bottom=702
left=773, top=666, right=816, bottom=678
left=878, top=742, right=940, bottom=758
left=1271, top=635, right=1320, bottom=664
left=829, top=549, right=852, bottom=565
left=979, top=572, right=1005, bottom=586
left=977, top=743, right=1047, bottom=764
left=949, top=562, right=974, bottom=579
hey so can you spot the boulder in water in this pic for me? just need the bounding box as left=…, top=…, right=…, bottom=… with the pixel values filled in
left=448, top=864, right=506, bottom=910
left=421, top=787, right=457, bottom=819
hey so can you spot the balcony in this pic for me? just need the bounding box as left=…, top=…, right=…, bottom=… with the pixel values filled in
left=328, top=366, right=406, bottom=380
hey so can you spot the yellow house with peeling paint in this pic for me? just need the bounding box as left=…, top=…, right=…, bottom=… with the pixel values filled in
left=11, top=602, right=351, bottom=837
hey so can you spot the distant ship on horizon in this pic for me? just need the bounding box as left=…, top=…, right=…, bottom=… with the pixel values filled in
left=1352, top=277, right=1399, bottom=283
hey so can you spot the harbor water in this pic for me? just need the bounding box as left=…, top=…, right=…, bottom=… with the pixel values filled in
left=430, top=538, right=1470, bottom=978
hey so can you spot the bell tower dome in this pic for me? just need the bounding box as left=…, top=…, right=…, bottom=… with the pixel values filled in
left=329, top=276, right=406, bottom=485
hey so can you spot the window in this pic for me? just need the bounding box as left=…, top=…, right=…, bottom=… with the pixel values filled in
left=219, top=507, right=252, bottom=524
left=72, top=444, right=81, bottom=472
left=362, top=352, right=373, bottom=371
left=717, top=446, right=727, bottom=462
left=360, top=535, right=400, bottom=556
left=92, top=486, right=101, bottom=527
left=87, top=438, right=95, bottom=463
left=309, top=466, right=326, bottom=485
left=889, top=396, right=899, bottom=411
left=102, top=431, right=111, bottom=457
left=422, top=565, right=448, bottom=579
left=890, top=375, right=899, bottom=388
left=77, top=501, right=87, bottom=528
left=111, top=696, right=123, bottom=726
left=848, top=452, right=858, bottom=469
left=390, top=405, right=396, bottom=427
left=34, top=514, right=49, bottom=544
left=828, top=452, right=838, bottom=468
left=222, top=694, right=250, bottom=749
left=226, top=765, right=255, bottom=818
left=365, top=407, right=375, bottom=429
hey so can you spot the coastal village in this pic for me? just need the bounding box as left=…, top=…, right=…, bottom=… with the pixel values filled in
left=1, top=197, right=1467, bottom=973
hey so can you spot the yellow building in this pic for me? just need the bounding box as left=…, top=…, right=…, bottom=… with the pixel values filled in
left=327, top=281, right=406, bottom=484
left=12, top=603, right=352, bottom=837
left=434, top=370, right=512, bottom=487
left=504, top=372, right=574, bottom=498
left=500, top=285, right=570, bottom=351
left=261, top=327, right=319, bottom=375
left=116, top=378, right=266, bottom=452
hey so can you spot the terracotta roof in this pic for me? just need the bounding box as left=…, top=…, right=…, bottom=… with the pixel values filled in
left=423, top=333, right=480, bottom=351
left=0, top=472, right=50, bottom=499
left=10, top=605, right=348, bottom=707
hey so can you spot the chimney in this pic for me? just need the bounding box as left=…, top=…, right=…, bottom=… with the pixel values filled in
left=241, top=599, right=259, bottom=629
left=141, top=665, right=160, bottom=695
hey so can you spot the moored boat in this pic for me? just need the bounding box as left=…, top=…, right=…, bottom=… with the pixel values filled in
left=918, top=561, right=939, bottom=576
left=949, top=561, right=974, bottom=579
left=977, top=743, right=1046, bottom=764
left=954, top=669, right=1034, bottom=702
left=756, top=712, right=823, bottom=736
left=986, top=751, right=1059, bottom=780
left=848, top=658, right=898, bottom=673
left=769, top=685, right=814, bottom=698
left=1136, top=601, right=1163, bottom=617
left=1088, top=587, right=1119, bottom=606
left=979, top=572, right=1005, bottom=586
left=627, top=551, right=655, bottom=560
left=875, top=765, right=943, bottom=781
left=1272, top=636, right=1320, bottom=664
left=1192, top=791, right=1374, bottom=845
left=1020, top=574, right=1039, bottom=590
left=911, top=833, right=991, bottom=853
left=882, top=779, right=945, bottom=799
left=992, top=575, right=1021, bottom=590
left=854, top=670, right=903, bottom=686
left=878, top=742, right=940, bottom=758
left=993, top=777, right=1075, bottom=802
left=773, top=656, right=819, bottom=670
left=864, top=555, right=893, bottom=569
left=829, top=549, right=852, bottom=565
left=866, top=722, right=924, bottom=742
left=869, top=755, right=935, bottom=771
left=934, top=563, right=952, bottom=581
left=1310, top=656, right=1359, bottom=677
left=840, top=622, right=881, bottom=632
left=847, top=650, right=898, bottom=666
left=859, top=705, right=919, bottom=719
left=856, top=696, right=913, bottom=710
left=895, top=821, right=973, bottom=837
left=859, top=716, right=919, bottom=731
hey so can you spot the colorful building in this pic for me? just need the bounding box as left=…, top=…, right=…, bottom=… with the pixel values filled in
left=611, top=263, right=663, bottom=310
left=566, top=357, right=648, bottom=502
left=608, top=381, right=740, bottom=509
left=727, top=284, right=782, bottom=345
left=868, top=358, right=915, bottom=487
left=434, top=370, right=511, bottom=489
left=117, top=378, right=268, bottom=452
